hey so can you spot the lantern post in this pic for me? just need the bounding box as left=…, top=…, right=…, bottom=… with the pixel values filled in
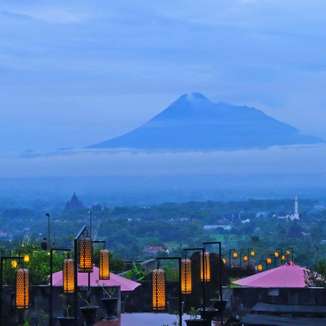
left=183, top=247, right=207, bottom=314
left=0, top=255, right=24, bottom=326
left=286, top=247, right=294, bottom=262
left=49, top=247, right=71, bottom=326
left=229, top=249, right=239, bottom=268
left=74, top=225, right=92, bottom=321
left=203, top=241, right=224, bottom=326
left=154, top=257, right=183, bottom=326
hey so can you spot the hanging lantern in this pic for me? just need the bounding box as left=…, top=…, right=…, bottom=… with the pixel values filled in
left=222, top=257, right=227, bottom=265
left=281, top=255, right=286, bottom=262
left=200, top=252, right=211, bottom=282
left=274, top=250, right=280, bottom=258
left=232, top=250, right=239, bottom=259
left=243, top=255, right=249, bottom=263
left=79, top=238, right=93, bottom=272
left=256, top=264, right=263, bottom=272
left=63, top=259, right=75, bottom=294
left=266, top=257, right=272, bottom=265
left=99, top=249, right=110, bottom=280
left=152, top=268, right=166, bottom=311
left=250, top=249, right=256, bottom=257
left=16, top=268, right=29, bottom=309
left=181, top=259, right=192, bottom=295
left=23, top=255, right=30, bottom=264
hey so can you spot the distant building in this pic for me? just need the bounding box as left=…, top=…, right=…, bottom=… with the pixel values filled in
left=143, top=245, right=169, bottom=256
left=278, top=196, right=300, bottom=221
left=203, top=224, right=232, bottom=231
left=64, top=193, right=85, bottom=211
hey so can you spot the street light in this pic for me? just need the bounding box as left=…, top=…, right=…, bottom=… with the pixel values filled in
left=256, top=263, right=264, bottom=272
left=99, top=249, right=110, bottom=280
left=250, top=249, right=256, bottom=257
left=184, top=247, right=207, bottom=313
left=16, top=268, right=30, bottom=309
left=23, top=255, right=30, bottom=264
left=0, top=255, right=24, bottom=325
left=79, top=238, right=93, bottom=273
left=153, top=257, right=183, bottom=326
left=200, top=251, right=211, bottom=283
left=181, top=258, right=192, bottom=295
left=63, top=258, right=75, bottom=294
left=203, top=241, right=224, bottom=326
left=49, top=247, right=72, bottom=326
left=152, top=267, right=166, bottom=311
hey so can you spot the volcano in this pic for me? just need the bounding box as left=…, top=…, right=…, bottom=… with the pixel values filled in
left=91, top=93, right=322, bottom=150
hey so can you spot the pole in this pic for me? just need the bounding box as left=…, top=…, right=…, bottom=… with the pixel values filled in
left=0, top=256, right=23, bottom=326
left=0, top=258, right=3, bottom=326
left=89, top=209, right=93, bottom=239
left=74, top=225, right=88, bottom=322
left=49, top=249, right=53, bottom=326
left=183, top=247, right=206, bottom=314
left=49, top=248, right=70, bottom=326
left=46, top=213, right=51, bottom=251
left=203, top=241, right=224, bottom=326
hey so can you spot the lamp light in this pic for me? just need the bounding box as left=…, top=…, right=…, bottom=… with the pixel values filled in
left=181, top=258, right=192, bottom=295
left=99, top=249, right=110, bottom=280
left=152, top=268, right=166, bottom=311
left=79, top=238, right=93, bottom=272
left=11, top=260, right=18, bottom=269
left=200, top=251, right=211, bottom=282
left=63, top=258, right=75, bottom=294
left=256, top=264, right=263, bottom=272
left=16, top=268, right=29, bottom=309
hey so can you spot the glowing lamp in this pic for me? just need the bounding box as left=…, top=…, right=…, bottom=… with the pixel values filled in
left=200, top=252, right=211, bottom=282
left=232, top=250, right=239, bottom=259
left=243, top=255, right=249, bottom=263
left=181, top=259, right=192, bottom=295
left=266, top=257, right=272, bottom=265
left=79, top=238, right=93, bottom=272
left=281, top=255, right=286, bottom=261
left=152, top=268, right=166, bottom=311
left=256, top=264, right=263, bottom=272
left=63, top=258, right=75, bottom=294
left=99, top=249, right=110, bottom=280
left=250, top=250, right=256, bottom=257
left=222, top=257, right=227, bottom=265
left=274, top=251, right=280, bottom=258
left=11, top=260, right=18, bottom=269
left=16, top=268, right=29, bottom=309
left=23, top=255, right=30, bottom=264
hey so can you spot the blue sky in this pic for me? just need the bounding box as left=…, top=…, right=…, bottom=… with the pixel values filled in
left=1, top=0, right=326, bottom=153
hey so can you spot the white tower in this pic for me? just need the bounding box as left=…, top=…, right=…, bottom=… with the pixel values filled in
left=292, top=195, right=300, bottom=221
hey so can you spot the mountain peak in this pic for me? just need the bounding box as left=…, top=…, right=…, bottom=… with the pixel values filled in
left=178, top=92, right=209, bottom=103
left=90, top=93, right=323, bottom=150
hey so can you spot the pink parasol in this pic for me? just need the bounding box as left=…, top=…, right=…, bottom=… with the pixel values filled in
left=233, top=262, right=309, bottom=288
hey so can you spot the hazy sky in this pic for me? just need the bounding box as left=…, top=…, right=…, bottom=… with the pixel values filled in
left=1, top=0, right=326, bottom=152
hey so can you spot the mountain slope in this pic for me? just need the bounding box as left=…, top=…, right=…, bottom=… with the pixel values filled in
left=91, top=93, right=322, bottom=150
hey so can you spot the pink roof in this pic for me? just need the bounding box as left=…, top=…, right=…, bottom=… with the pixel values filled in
left=52, top=266, right=141, bottom=292
left=233, top=262, right=309, bottom=288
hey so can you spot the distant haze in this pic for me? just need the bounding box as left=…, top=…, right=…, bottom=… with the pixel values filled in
left=1, top=1, right=326, bottom=153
